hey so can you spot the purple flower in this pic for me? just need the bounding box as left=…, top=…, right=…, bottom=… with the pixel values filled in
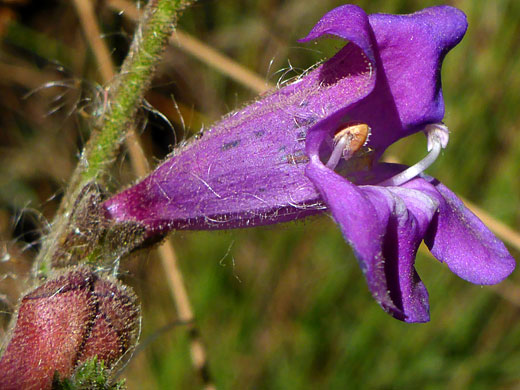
left=103, top=5, right=515, bottom=322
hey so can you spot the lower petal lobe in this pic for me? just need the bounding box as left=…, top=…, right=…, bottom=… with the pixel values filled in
left=420, top=178, right=515, bottom=285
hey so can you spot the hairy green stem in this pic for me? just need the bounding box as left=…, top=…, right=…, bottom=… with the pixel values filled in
left=83, top=0, right=188, bottom=181
left=34, top=0, right=192, bottom=276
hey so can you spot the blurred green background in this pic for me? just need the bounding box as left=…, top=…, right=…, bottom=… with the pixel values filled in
left=1, top=0, right=519, bottom=389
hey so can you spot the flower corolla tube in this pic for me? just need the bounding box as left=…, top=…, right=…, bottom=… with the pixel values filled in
left=103, top=5, right=515, bottom=322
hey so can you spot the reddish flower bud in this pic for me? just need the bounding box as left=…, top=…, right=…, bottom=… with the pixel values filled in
left=0, top=267, right=140, bottom=390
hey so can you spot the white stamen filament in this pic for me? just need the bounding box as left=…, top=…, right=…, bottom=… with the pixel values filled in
left=380, top=123, right=450, bottom=186
left=326, top=123, right=370, bottom=169
left=380, top=140, right=442, bottom=186
left=326, top=135, right=351, bottom=169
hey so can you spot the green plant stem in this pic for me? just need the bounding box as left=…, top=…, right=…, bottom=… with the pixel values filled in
left=84, top=0, right=188, bottom=181
left=34, top=0, right=192, bottom=276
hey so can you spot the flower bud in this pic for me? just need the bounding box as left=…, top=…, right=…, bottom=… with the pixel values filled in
left=0, top=267, right=140, bottom=390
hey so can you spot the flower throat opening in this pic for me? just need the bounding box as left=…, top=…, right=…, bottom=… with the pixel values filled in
left=326, top=122, right=450, bottom=186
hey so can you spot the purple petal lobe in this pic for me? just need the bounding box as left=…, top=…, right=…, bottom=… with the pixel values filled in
left=370, top=165, right=515, bottom=286
left=363, top=185, right=434, bottom=323
left=418, top=178, right=516, bottom=285
left=369, top=6, right=467, bottom=131
left=305, top=160, right=396, bottom=315
left=299, top=5, right=376, bottom=66
left=344, top=6, right=468, bottom=155
left=306, top=156, right=433, bottom=322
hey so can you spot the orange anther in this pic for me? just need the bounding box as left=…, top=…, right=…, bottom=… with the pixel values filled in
left=333, top=123, right=370, bottom=154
